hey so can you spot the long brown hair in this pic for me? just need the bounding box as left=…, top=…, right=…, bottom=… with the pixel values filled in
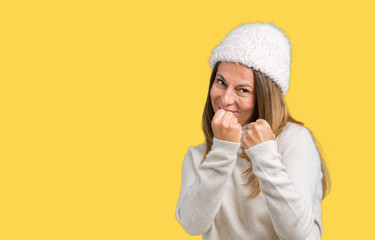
left=201, top=61, right=331, bottom=199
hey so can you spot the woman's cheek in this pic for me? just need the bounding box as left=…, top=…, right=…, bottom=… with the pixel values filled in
left=210, top=98, right=217, bottom=113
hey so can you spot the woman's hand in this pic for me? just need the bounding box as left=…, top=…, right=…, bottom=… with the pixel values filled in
left=212, top=109, right=242, bottom=143
left=242, top=119, right=276, bottom=149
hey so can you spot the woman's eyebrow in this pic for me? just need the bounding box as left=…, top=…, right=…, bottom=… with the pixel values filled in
left=237, top=84, right=253, bottom=88
left=217, top=74, right=253, bottom=88
left=217, top=74, right=227, bottom=82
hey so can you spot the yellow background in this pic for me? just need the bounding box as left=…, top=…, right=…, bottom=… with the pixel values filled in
left=1, top=0, right=374, bottom=239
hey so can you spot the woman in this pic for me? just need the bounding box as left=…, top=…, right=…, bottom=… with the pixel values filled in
left=175, top=22, right=331, bottom=240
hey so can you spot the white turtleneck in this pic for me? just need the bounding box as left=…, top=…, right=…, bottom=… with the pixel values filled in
left=175, top=122, right=323, bottom=240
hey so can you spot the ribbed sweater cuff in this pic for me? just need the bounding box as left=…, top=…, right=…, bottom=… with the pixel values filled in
left=212, top=137, right=241, bottom=153
left=245, top=140, right=278, bottom=163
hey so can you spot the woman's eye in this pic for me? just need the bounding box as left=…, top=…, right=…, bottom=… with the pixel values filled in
left=217, top=79, right=225, bottom=85
left=239, top=88, right=249, bottom=93
left=216, top=79, right=226, bottom=87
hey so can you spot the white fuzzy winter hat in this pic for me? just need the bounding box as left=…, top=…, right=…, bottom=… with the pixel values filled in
left=209, top=22, right=292, bottom=96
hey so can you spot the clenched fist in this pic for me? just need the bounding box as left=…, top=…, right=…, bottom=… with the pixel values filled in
left=212, top=109, right=242, bottom=143
left=242, top=119, right=276, bottom=149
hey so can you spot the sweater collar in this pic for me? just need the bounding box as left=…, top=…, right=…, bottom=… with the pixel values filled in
left=242, top=123, right=250, bottom=131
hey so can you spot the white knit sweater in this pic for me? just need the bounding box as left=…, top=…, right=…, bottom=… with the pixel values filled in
left=175, top=122, right=323, bottom=240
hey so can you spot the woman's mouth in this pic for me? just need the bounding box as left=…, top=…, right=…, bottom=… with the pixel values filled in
left=218, top=105, right=238, bottom=114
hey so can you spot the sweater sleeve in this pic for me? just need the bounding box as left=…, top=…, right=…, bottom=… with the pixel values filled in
left=245, top=126, right=323, bottom=240
left=175, top=137, right=241, bottom=235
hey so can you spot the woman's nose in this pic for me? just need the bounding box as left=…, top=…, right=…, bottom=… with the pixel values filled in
left=222, top=88, right=235, bottom=106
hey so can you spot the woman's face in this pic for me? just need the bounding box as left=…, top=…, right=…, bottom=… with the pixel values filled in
left=210, top=62, right=256, bottom=127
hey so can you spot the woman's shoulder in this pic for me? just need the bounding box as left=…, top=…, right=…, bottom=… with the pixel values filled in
left=276, top=122, right=314, bottom=146
left=188, top=142, right=206, bottom=157
left=276, top=122, right=322, bottom=179
left=185, top=142, right=207, bottom=170
left=280, top=121, right=311, bottom=135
